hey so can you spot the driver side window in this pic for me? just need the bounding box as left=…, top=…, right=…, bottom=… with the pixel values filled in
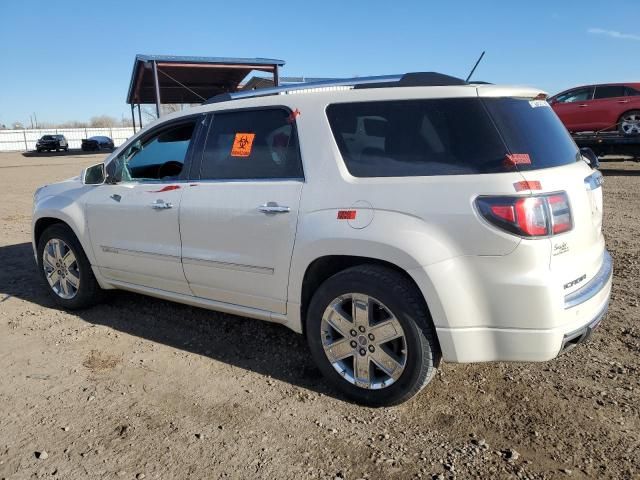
left=113, top=121, right=196, bottom=182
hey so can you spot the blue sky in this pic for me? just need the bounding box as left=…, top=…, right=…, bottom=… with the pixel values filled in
left=1, top=0, right=639, bottom=126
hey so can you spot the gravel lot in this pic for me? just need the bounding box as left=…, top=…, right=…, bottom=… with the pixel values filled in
left=0, top=151, right=638, bottom=480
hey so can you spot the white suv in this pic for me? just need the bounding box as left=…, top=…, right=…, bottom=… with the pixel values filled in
left=32, top=73, right=612, bottom=406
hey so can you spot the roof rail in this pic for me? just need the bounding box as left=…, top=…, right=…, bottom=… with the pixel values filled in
left=204, top=72, right=468, bottom=104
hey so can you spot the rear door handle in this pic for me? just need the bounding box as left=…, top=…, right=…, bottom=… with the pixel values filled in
left=258, top=202, right=290, bottom=214
left=578, top=104, right=589, bottom=107
left=617, top=100, right=630, bottom=103
left=151, top=199, right=173, bottom=209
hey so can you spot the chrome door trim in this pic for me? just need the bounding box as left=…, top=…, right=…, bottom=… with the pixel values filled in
left=181, top=256, right=274, bottom=275
left=100, top=245, right=181, bottom=263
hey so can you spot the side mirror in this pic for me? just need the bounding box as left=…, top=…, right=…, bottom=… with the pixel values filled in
left=580, top=147, right=600, bottom=170
left=82, top=163, right=106, bottom=185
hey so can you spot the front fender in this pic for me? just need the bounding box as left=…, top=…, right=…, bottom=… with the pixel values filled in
left=32, top=193, right=95, bottom=264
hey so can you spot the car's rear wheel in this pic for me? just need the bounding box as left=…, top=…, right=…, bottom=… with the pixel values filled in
left=37, top=224, right=104, bottom=309
left=619, top=110, right=640, bottom=136
left=306, top=265, right=440, bottom=406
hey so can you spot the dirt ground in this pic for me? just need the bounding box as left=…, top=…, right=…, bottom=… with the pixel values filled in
left=0, top=151, right=638, bottom=480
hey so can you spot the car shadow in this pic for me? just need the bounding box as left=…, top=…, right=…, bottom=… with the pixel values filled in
left=21, top=149, right=113, bottom=158
left=0, top=242, right=332, bottom=398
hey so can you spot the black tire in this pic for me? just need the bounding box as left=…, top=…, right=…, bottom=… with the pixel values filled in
left=37, top=223, right=104, bottom=310
left=36, top=148, right=42, bottom=153
left=618, top=110, right=640, bottom=136
left=64, top=146, right=69, bottom=152
left=306, top=264, right=441, bottom=406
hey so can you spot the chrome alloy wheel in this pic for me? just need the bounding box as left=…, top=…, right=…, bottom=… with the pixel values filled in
left=621, top=113, right=640, bottom=135
left=321, top=293, right=407, bottom=389
left=42, top=238, right=80, bottom=299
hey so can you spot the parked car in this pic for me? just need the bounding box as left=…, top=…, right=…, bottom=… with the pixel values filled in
left=82, top=136, right=115, bottom=152
left=32, top=73, right=612, bottom=406
left=549, top=83, right=640, bottom=135
left=36, top=134, right=69, bottom=152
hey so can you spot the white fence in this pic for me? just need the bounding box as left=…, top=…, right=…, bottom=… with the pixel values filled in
left=0, top=127, right=136, bottom=152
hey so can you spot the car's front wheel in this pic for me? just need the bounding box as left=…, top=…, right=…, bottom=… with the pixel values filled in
left=307, top=265, right=441, bottom=406
left=37, top=224, right=104, bottom=309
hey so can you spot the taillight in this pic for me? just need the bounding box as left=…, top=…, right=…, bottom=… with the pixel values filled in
left=476, top=192, right=572, bottom=237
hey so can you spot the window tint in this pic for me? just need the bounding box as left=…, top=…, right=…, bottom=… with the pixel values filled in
left=112, top=121, right=195, bottom=181
left=327, top=99, right=509, bottom=177
left=482, top=98, right=579, bottom=171
left=626, top=87, right=640, bottom=96
left=200, top=109, right=303, bottom=180
left=327, top=98, right=579, bottom=178
left=555, top=88, right=593, bottom=103
left=594, top=85, right=626, bottom=99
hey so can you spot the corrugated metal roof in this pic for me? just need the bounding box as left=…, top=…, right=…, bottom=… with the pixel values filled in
left=127, top=54, right=286, bottom=105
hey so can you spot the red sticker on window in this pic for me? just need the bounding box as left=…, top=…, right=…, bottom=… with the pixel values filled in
left=504, top=153, right=531, bottom=168
left=513, top=180, right=542, bottom=191
left=231, top=133, right=255, bottom=157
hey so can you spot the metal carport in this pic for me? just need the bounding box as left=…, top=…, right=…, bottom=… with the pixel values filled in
left=126, top=54, right=285, bottom=131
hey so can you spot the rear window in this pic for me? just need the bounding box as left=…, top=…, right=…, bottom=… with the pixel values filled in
left=326, top=98, right=579, bottom=177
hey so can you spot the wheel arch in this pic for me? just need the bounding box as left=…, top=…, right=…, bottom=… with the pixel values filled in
left=32, top=206, right=95, bottom=265
left=617, top=108, right=640, bottom=130
left=298, top=254, right=436, bottom=338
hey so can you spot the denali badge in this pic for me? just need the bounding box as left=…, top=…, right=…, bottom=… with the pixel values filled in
left=564, top=274, right=586, bottom=290
left=553, top=241, right=569, bottom=256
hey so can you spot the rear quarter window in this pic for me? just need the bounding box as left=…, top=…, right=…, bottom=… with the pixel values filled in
left=326, top=99, right=508, bottom=177
left=482, top=98, right=580, bottom=170
left=326, top=97, right=579, bottom=178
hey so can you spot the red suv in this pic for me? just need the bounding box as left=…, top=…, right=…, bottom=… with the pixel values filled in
left=549, top=83, right=640, bottom=135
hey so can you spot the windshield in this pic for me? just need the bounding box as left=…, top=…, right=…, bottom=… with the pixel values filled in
left=41, top=135, right=55, bottom=140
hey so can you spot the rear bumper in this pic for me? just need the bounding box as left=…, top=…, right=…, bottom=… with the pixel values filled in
left=413, top=249, right=613, bottom=363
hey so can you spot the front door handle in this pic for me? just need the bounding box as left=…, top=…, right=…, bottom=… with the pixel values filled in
left=578, top=104, right=589, bottom=107
left=617, top=100, right=630, bottom=104
left=151, top=200, right=173, bottom=210
left=258, top=202, right=290, bottom=214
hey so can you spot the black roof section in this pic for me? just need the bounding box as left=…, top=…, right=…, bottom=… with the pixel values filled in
left=353, top=72, right=468, bottom=89
left=126, top=54, right=285, bottom=105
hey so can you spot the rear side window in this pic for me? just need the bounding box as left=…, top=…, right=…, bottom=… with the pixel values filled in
left=326, top=99, right=508, bottom=177
left=594, top=85, right=626, bottom=99
left=327, top=98, right=579, bottom=177
left=200, top=108, right=303, bottom=180
left=482, top=98, right=580, bottom=171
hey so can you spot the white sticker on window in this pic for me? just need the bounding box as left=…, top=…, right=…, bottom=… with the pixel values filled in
left=529, top=100, right=549, bottom=108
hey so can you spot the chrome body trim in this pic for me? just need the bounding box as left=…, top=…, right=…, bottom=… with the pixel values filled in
left=181, top=256, right=274, bottom=275
left=100, top=245, right=274, bottom=274
left=100, top=246, right=181, bottom=263
left=564, top=251, right=612, bottom=309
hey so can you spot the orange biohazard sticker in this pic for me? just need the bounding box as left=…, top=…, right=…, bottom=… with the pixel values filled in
left=231, top=133, right=255, bottom=157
